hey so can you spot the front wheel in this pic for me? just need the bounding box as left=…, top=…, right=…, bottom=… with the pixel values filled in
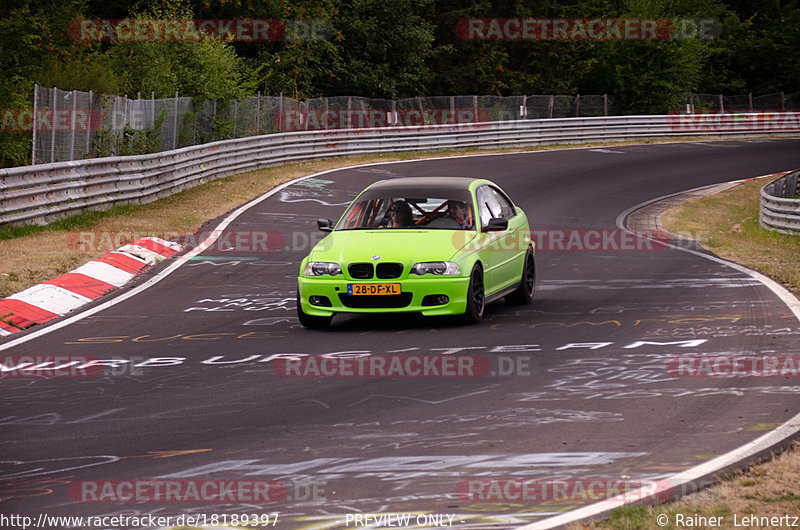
left=460, top=264, right=485, bottom=324
left=505, top=246, right=535, bottom=305
left=297, top=290, right=332, bottom=329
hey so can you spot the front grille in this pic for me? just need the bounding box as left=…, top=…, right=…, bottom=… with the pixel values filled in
left=348, top=263, right=374, bottom=279
left=338, top=293, right=413, bottom=308
left=376, top=262, right=404, bottom=279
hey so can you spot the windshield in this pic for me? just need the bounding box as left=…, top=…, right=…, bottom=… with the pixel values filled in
left=335, top=194, right=475, bottom=230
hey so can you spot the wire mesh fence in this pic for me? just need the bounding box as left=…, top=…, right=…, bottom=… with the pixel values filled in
left=28, top=85, right=798, bottom=164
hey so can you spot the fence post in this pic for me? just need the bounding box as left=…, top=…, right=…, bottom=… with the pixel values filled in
left=151, top=91, right=155, bottom=126
left=233, top=100, right=238, bottom=137
left=172, top=90, right=179, bottom=150
left=391, top=99, right=397, bottom=126
left=31, top=83, right=38, bottom=164
left=278, top=92, right=283, bottom=131
left=212, top=99, right=217, bottom=141
left=51, top=86, right=58, bottom=163
left=781, top=92, right=785, bottom=111
left=347, top=97, right=352, bottom=129
left=548, top=95, right=554, bottom=118
left=85, top=89, right=92, bottom=157
left=603, top=94, right=608, bottom=116
left=719, top=94, right=724, bottom=113
left=69, top=89, right=77, bottom=161
left=473, top=95, right=478, bottom=122
left=575, top=94, right=580, bottom=117
left=256, top=91, right=261, bottom=134
left=749, top=92, right=753, bottom=112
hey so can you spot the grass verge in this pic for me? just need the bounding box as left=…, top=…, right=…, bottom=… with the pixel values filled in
left=662, top=174, right=800, bottom=297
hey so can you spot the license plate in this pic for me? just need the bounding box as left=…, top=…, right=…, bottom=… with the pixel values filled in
left=348, top=283, right=402, bottom=296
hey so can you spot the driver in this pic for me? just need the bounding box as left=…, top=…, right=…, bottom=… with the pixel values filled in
left=387, top=200, right=413, bottom=228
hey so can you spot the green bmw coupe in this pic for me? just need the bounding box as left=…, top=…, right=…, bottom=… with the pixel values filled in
left=297, top=177, right=535, bottom=328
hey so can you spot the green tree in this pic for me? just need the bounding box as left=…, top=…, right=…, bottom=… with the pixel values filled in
left=104, top=0, right=255, bottom=99
left=320, top=0, right=436, bottom=98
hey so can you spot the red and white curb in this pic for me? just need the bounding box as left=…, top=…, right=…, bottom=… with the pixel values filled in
left=0, top=237, right=182, bottom=336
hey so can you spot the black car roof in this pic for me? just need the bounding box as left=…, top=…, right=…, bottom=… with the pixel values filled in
left=368, top=177, right=481, bottom=190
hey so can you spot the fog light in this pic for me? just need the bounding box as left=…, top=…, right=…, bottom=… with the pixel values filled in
left=422, top=294, right=449, bottom=306
left=309, top=295, right=332, bottom=307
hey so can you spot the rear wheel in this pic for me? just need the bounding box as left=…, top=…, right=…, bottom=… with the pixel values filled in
left=461, top=264, right=485, bottom=324
left=296, top=290, right=332, bottom=329
left=505, top=246, right=535, bottom=305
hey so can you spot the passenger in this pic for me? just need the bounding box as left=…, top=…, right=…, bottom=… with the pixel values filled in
left=446, top=200, right=471, bottom=229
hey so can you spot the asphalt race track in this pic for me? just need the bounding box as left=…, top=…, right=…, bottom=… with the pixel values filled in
left=2, top=139, right=800, bottom=529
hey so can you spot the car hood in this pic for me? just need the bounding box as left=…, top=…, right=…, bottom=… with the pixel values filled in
left=310, top=229, right=477, bottom=264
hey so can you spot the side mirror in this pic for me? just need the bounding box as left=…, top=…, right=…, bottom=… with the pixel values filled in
left=484, top=217, right=508, bottom=232
left=317, top=219, right=334, bottom=232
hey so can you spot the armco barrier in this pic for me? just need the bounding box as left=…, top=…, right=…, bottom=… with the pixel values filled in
left=760, top=170, right=800, bottom=234
left=3, top=113, right=800, bottom=227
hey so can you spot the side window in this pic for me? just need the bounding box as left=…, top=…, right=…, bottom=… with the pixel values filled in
left=491, top=187, right=516, bottom=218
left=476, top=186, right=503, bottom=229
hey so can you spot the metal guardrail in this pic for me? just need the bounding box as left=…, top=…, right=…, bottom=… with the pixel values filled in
left=760, top=170, right=800, bottom=234
left=3, top=113, right=800, bottom=227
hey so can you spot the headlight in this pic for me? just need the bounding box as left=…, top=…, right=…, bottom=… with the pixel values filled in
left=304, top=262, right=342, bottom=276
left=410, top=261, right=461, bottom=275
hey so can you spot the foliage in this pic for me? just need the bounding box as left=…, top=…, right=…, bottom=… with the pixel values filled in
left=88, top=109, right=166, bottom=157
left=2, top=0, right=800, bottom=168
left=103, top=0, right=255, bottom=100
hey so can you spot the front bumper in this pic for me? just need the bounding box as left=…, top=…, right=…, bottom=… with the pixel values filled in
left=297, top=276, right=471, bottom=316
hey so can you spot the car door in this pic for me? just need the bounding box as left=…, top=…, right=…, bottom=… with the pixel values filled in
left=475, top=185, right=517, bottom=294
left=488, top=186, right=526, bottom=291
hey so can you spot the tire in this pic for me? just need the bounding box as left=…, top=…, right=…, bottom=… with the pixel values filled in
left=505, top=246, right=535, bottom=305
left=296, top=290, right=332, bottom=329
left=461, top=264, right=485, bottom=324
